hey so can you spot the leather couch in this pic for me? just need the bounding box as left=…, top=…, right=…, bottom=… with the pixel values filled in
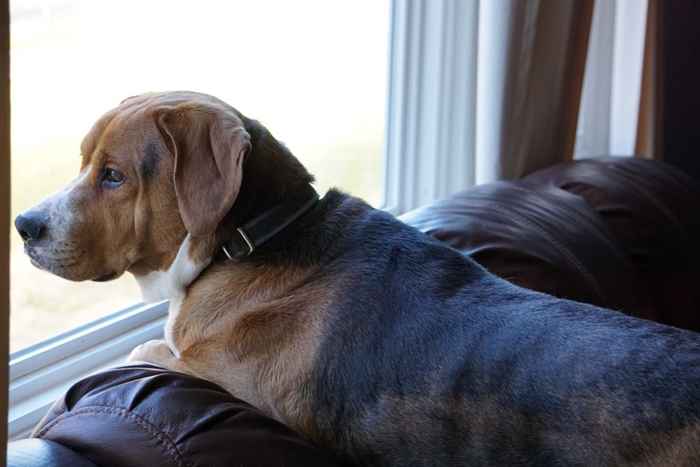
left=403, top=157, right=700, bottom=329
left=11, top=365, right=344, bottom=467
left=9, top=157, right=700, bottom=466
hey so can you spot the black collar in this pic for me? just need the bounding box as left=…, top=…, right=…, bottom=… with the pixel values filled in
left=220, top=185, right=319, bottom=260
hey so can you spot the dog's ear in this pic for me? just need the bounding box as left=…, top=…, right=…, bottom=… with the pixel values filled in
left=155, top=104, right=251, bottom=237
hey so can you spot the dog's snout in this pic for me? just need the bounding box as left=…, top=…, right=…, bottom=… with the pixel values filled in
left=15, top=211, right=48, bottom=242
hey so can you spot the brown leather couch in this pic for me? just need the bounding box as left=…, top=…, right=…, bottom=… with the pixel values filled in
left=18, top=364, right=344, bottom=467
left=403, top=157, right=700, bottom=330
left=9, top=157, right=700, bottom=467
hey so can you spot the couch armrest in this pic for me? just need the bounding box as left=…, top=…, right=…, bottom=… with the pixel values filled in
left=31, top=364, right=342, bottom=467
left=8, top=439, right=97, bottom=467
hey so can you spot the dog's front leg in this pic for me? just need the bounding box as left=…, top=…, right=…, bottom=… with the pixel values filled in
left=127, top=339, right=261, bottom=410
left=127, top=339, right=191, bottom=374
left=134, top=234, right=215, bottom=360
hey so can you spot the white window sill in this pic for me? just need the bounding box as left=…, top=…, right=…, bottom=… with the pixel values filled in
left=8, top=301, right=168, bottom=440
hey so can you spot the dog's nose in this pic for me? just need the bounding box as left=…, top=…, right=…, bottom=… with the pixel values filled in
left=15, top=211, right=48, bottom=242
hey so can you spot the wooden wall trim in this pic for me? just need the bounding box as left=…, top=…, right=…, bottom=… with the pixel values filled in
left=1, top=0, right=9, bottom=462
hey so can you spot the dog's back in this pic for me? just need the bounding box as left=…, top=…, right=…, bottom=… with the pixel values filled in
left=308, top=191, right=700, bottom=466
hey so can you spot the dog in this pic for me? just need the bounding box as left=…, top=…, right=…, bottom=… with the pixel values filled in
left=16, top=91, right=700, bottom=466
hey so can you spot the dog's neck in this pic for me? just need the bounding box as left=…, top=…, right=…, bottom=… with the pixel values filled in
left=220, top=116, right=315, bottom=230
left=135, top=117, right=315, bottom=303
left=218, top=185, right=319, bottom=260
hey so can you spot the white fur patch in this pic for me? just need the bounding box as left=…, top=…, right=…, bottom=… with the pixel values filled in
left=135, top=235, right=206, bottom=301
left=135, top=235, right=211, bottom=357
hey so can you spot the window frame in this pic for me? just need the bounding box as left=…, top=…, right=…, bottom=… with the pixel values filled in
left=8, top=301, right=167, bottom=439
left=8, top=0, right=480, bottom=439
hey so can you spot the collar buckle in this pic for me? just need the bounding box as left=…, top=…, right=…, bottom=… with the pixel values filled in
left=221, top=227, right=255, bottom=260
left=235, top=227, right=255, bottom=256
left=221, top=244, right=234, bottom=261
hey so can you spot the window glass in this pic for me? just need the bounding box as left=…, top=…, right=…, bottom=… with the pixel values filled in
left=10, top=0, right=389, bottom=351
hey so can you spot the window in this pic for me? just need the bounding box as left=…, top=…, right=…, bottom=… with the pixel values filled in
left=575, top=0, right=648, bottom=158
left=10, top=0, right=390, bottom=352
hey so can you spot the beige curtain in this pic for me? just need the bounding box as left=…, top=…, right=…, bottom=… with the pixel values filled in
left=635, top=0, right=661, bottom=160
left=477, top=0, right=594, bottom=182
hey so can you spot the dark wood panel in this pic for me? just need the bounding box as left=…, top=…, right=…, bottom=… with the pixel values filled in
left=659, top=0, right=700, bottom=180
left=0, top=0, right=9, bottom=461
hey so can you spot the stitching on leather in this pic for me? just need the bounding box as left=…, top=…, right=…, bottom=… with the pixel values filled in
left=35, top=405, right=191, bottom=467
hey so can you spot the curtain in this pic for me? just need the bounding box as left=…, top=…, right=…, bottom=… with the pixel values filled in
left=635, top=0, right=661, bottom=160
left=476, top=0, right=594, bottom=183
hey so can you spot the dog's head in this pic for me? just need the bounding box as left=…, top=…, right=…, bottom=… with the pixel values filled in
left=15, top=91, right=254, bottom=290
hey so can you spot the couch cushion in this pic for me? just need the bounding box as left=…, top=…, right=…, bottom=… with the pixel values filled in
left=524, top=157, right=700, bottom=330
left=402, top=157, right=700, bottom=330
left=8, top=438, right=97, bottom=467
left=32, top=364, right=343, bottom=467
left=400, top=179, right=655, bottom=320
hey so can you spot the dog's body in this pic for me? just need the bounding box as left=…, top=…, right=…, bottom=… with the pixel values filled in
left=16, top=92, right=700, bottom=466
left=301, top=192, right=700, bottom=465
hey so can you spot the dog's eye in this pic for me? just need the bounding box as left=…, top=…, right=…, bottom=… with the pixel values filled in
left=102, top=168, right=125, bottom=188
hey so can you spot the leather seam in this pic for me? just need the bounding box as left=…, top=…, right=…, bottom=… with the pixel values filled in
left=35, top=405, right=191, bottom=467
